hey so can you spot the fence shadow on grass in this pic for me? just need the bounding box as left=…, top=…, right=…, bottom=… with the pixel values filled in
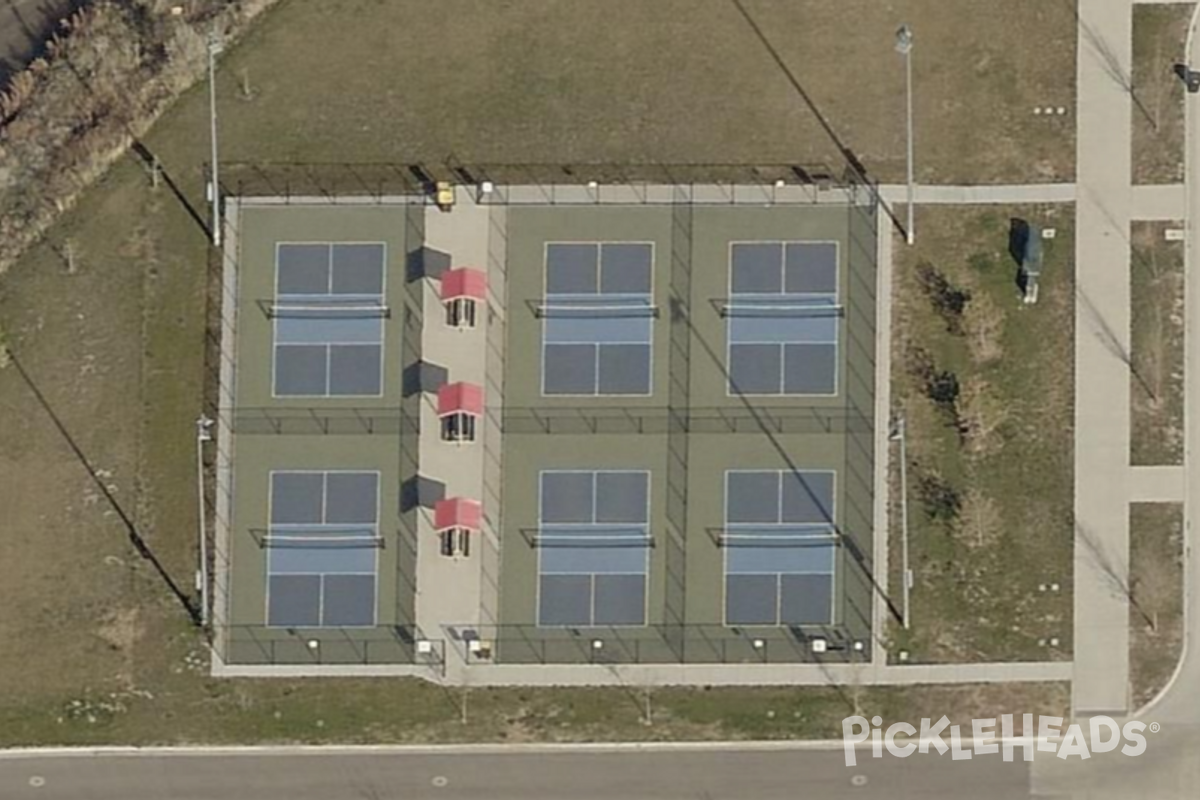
left=5, top=349, right=202, bottom=626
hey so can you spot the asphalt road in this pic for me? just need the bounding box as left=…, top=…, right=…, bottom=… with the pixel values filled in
left=0, top=746, right=1034, bottom=800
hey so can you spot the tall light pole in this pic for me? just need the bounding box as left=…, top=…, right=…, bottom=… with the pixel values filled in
left=196, top=414, right=214, bottom=627
left=895, top=25, right=915, bottom=245
left=890, top=413, right=912, bottom=630
left=207, top=32, right=224, bottom=248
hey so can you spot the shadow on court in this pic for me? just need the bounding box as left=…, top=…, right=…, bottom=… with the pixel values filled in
left=4, top=349, right=202, bottom=626
left=675, top=292, right=897, bottom=707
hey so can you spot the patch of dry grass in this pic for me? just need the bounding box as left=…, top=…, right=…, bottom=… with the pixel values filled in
left=1131, top=3, right=1192, bottom=185
left=888, top=205, right=1074, bottom=664
left=1129, top=503, right=1184, bottom=711
left=964, top=289, right=1006, bottom=365
left=1131, top=221, right=1186, bottom=466
left=2, top=0, right=1079, bottom=281
left=957, top=377, right=1010, bottom=457
left=957, top=488, right=1004, bottom=550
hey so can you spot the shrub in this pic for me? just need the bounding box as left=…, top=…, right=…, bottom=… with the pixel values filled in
left=916, top=261, right=972, bottom=335
left=918, top=470, right=962, bottom=523
left=0, top=0, right=279, bottom=276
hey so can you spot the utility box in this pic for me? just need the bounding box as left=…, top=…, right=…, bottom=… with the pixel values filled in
left=1020, top=224, right=1043, bottom=305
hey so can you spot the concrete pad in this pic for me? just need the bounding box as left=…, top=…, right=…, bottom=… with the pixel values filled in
left=1129, top=466, right=1186, bottom=502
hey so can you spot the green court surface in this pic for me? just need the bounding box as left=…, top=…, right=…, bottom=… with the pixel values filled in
left=218, top=191, right=877, bottom=666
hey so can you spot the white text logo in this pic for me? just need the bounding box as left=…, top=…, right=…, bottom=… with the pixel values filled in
left=841, top=714, right=1150, bottom=766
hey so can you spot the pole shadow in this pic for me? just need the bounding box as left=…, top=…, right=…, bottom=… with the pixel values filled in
left=1073, top=3, right=1158, bottom=130
left=676, top=296, right=904, bottom=637
left=730, top=0, right=907, bottom=241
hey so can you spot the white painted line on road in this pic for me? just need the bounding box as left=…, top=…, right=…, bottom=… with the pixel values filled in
left=0, top=740, right=857, bottom=760
left=0, top=736, right=1094, bottom=761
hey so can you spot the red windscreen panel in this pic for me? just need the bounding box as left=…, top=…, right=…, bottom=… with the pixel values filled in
left=437, top=382, right=484, bottom=416
left=435, top=498, right=482, bottom=532
left=440, top=267, right=488, bottom=301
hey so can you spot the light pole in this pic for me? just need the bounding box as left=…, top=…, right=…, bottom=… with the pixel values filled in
left=895, top=25, right=915, bottom=245
left=196, top=414, right=214, bottom=627
left=890, top=413, right=912, bottom=630
left=207, top=32, right=224, bottom=248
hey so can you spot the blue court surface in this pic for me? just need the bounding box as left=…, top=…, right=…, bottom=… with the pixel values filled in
left=726, top=241, right=840, bottom=396
left=266, top=470, right=381, bottom=627
left=537, top=470, right=652, bottom=626
left=723, top=469, right=837, bottom=625
left=541, top=242, right=656, bottom=396
left=272, top=242, right=387, bottom=397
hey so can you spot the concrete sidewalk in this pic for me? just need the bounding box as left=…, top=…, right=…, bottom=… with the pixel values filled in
left=1128, top=465, right=1186, bottom=502
left=1132, top=184, right=1186, bottom=221
left=876, top=182, right=1184, bottom=223
left=211, top=654, right=1072, bottom=686
left=1072, top=0, right=1135, bottom=717
left=876, top=183, right=1075, bottom=204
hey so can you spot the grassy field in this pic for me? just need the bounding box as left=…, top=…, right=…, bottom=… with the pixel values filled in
left=0, top=642, right=1068, bottom=746
left=1131, top=221, right=1186, bottom=466
left=1129, top=503, right=1184, bottom=711
left=888, top=205, right=1075, bottom=664
left=114, top=0, right=1076, bottom=185
left=0, top=0, right=1079, bottom=744
left=1131, top=3, right=1192, bottom=185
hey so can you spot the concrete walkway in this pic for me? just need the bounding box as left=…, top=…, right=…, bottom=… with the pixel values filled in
left=876, top=0, right=1190, bottom=722
left=210, top=656, right=1072, bottom=686
left=877, top=181, right=1184, bottom=222
left=1132, top=183, right=1186, bottom=220
left=1072, top=0, right=1135, bottom=718
left=415, top=189, right=495, bottom=685
left=1033, top=8, right=1200, bottom=798
left=1128, top=465, right=1186, bottom=502
left=877, top=182, right=1075, bottom=204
